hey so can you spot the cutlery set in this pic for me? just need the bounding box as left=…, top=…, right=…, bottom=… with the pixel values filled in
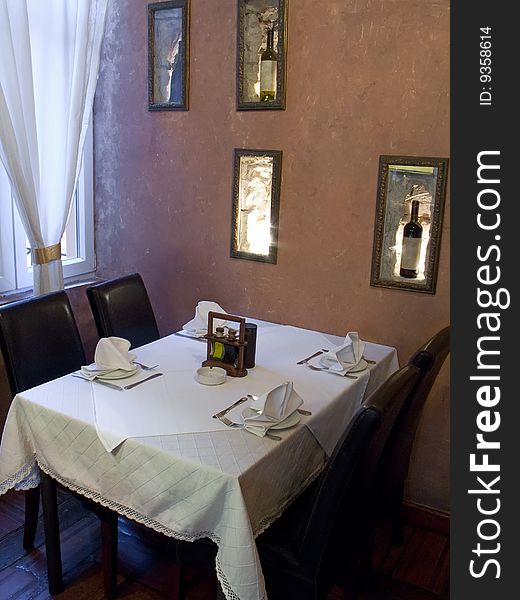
left=100, top=372, right=164, bottom=390
left=296, top=348, right=376, bottom=379
left=73, top=371, right=163, bottom=390
left=215, top=413, right=282, bottom=441
left=212, top=395, right=249, bottom=419
left=305, top=362, right=359, bottom=378
left=77, top=349, right=337, bottom=437
left=211, top=394, right=312, bottom=441
left=133, top=361, right=159, bottom=371
left=296, top=350, right=326, bottom=365
left=212, top=396, right=312, bottom=420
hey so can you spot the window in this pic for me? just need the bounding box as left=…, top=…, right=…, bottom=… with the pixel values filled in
left=0, top=126, right=95, bottom=294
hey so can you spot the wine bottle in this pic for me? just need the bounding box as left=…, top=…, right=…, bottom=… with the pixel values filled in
left=399, top=193, right=423, bottom=278
left=260, top=27, right=277, bottom=102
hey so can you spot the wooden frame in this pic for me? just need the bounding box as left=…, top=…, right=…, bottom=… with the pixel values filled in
left=148, top=1, right=189, bottom=111
left=202, top=312, right=248, bottom=377
left=230, top=149, right=282, bottom=264
left=237, top=0, right=287, bottom=110
left=370, top=155, right=449, bottom=294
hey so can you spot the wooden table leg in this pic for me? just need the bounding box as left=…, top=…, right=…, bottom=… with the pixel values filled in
left=101, top=510, right=119, bottom=599
left=177, top=563, right=186, bottom=600
left=40, top=472, right=63, bottom=594
left=22, top=485, right=40, bottom=549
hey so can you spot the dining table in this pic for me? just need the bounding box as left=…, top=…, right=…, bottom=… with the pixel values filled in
left=0, top=318, right=398, bottom=600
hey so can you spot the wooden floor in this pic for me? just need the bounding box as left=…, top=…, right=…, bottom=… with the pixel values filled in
left=0, top=489, right=449, bottom=600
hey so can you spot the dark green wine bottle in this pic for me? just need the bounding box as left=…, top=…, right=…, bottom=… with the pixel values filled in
left=260, top=27, right=277, bottom=102
left=400, top=196, right=423, bottom=278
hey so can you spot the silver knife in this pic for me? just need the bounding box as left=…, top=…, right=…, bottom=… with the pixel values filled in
left=92, top=372, right=163, bottom=391
left=92, top=378, right=121, bottom=391
left=212, top=396, right=249, bottom=419
left=123, top=373, right=163, bottom=390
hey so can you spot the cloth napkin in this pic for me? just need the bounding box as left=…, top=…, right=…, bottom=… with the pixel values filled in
left=80, top=337, right=136, bottom=380
left=243, top=381, right=303, bottom=437
left=182, top=301, right=228, bottom=337
left=318, top=331, right=366, bottom=374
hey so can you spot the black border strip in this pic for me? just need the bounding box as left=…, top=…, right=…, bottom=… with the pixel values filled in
left=452, top=3, right=515, bottom=597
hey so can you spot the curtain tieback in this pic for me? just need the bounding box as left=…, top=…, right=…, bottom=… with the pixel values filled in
left=31, top=243, right=62, bottom=265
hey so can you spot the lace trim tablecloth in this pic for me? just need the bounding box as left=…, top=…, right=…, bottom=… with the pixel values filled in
left=0, top=322, right=398, bottom=600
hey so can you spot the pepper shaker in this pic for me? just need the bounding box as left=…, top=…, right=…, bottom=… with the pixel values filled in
left=243, top=323, right=257, bottom=368
left=222, top=328, right=238, bottom=365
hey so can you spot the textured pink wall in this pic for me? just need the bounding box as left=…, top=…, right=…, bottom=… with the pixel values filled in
left=93, top=0, right=450, bottom=510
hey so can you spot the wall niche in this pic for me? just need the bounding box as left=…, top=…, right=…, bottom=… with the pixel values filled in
left=237, top=0, right=287, bottom=110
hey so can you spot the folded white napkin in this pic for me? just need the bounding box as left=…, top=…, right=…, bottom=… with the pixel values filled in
left=319, top=331, right=366, bottom=374
left=182, top=301, right=228, bottom=337
left=243, top=381, right=303, bottom=437
left=80, top=337, right=136, bottom=380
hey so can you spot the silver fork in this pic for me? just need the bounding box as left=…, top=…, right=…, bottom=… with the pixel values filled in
left=133, top=361, right=159, bottom=371
left=296, top=350, right=325, bottom=365
left=299, top=348, right=376, bottom=367
left=320, top=349, right=376, bottom=365
left=216, top=414, right=282, bottom=441
left=212, top=396, right=249, bottom=419
left=304, top=363, right=358, bottom=379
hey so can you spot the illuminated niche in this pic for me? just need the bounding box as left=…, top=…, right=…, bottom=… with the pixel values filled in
left=230, top=149, right=282, bottom=264
left=237, top=0, right=287, bottom=110
left=389, top=166, right=435, bottom=282
left=370, top=156, right=449, bottom=294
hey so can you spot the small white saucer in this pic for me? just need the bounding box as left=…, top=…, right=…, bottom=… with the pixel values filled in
left=195, top=366, right=227, bottom=386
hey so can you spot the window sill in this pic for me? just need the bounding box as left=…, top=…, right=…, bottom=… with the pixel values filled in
left=0, top=275, right=105, bottom=307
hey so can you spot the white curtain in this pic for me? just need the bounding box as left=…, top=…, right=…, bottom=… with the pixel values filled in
left=0, top=0, right=108, bottom=294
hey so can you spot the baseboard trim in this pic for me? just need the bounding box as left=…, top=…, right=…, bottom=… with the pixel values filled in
left=403, top=501, right=450, bottom=535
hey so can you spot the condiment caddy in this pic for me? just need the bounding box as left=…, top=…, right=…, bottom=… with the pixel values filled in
left=202, top=311, right=248, bottom=377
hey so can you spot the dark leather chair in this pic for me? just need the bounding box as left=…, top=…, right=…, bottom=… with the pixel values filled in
left=0, top=291, right=87, bottom=397
left=375, top=326, right=450, bottom=544
left=174, top=364, right=421, bottom=600
left=86, top=273, right=159, bottom=349
left=0, top=291, right=87, bottom=553
left=0, top=291, right=118, bottom=597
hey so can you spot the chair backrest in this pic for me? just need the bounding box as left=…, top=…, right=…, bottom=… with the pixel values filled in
left=86, top=273, right=159, bottom=349
left=376, top=326, right=450, bottom=506
left=295, top=364, right=421, bottom=578
left=0, top=291, right=86, bottom=396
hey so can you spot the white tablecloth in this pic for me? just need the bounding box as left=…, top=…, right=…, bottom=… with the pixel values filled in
left=0, top=320, right=398, bottom=600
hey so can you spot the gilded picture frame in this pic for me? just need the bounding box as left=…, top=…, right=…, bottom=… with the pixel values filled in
left=148, top=1, right=189, bottom=111
left=236, top=0, right=287, bottom=110
left=370, top=155, right=449, bottom=294
left=230, top=149, right=282, bottom=264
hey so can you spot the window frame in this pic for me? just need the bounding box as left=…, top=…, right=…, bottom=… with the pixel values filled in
left=0, top=124, right=95, bottom=294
